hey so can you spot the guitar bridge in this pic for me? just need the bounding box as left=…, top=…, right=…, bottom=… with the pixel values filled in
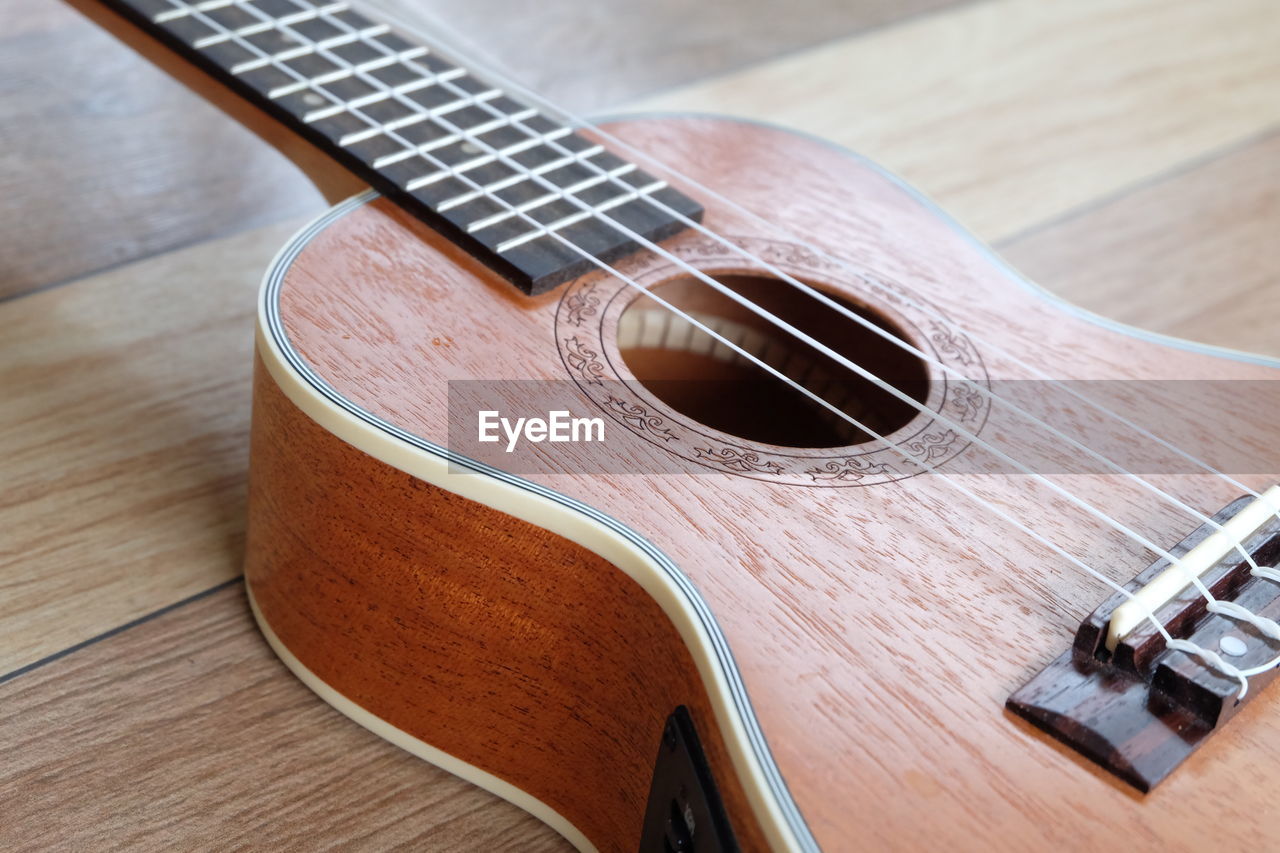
left=1008, top=491, right=1280, bottom=791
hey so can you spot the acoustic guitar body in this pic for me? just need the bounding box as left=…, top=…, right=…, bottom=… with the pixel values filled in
left=245, top=115, right=1280, bottom=852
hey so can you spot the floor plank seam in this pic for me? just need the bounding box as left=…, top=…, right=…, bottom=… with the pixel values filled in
left=994, top=122, right=1280, bottom=251
left=0, top=209, right=322, bottom=308
left=0, top=576, right=243, bottom=687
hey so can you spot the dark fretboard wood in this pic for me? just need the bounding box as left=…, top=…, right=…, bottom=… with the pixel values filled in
left=106, top=0, right=704, bottom=294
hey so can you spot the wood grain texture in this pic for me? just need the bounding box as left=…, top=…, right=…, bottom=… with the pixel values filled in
left=1001, top=130, right=1280, bottom=358
left=0, top=1, right=1276, bottom=848
left=0, top=0, right=952, bottom=301
left=247, top=359, right=766, bottom=851
left=0, top=583, right=571, bottom=852
left=266, top=116, right=1280, bottom=850
left=0, top=2, right=326, bottom=298
left=4, top=2, right=1270, bottom=675
left=0, top=219, right=302, bottom=676
left=631, top=0, right=1280, bottom=244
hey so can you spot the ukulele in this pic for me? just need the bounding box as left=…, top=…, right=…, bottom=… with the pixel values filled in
left=70, top=0, right=1280, bottom=850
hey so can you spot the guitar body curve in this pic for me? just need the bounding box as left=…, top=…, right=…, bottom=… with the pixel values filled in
left=246, top=114, right=1280, bottom=852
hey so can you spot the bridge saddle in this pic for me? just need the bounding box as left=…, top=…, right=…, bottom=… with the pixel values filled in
left=1008, top=490, right=1280, bottom=791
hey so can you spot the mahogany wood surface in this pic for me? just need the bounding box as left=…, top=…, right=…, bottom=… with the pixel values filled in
left=265, top=115, right=1280, bottom=849
left=3, top=1, right=1280, bottom=848
left=247, top=358, right=767, bottom=850
left=6, top=0, right=1279, bottom=681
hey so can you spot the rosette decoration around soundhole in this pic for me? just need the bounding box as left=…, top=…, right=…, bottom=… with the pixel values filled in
left=555, top=236, right=991, bottom=487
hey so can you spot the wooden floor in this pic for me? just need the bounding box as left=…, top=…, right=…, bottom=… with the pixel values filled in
left=2, top=0, right=1277, bottom=848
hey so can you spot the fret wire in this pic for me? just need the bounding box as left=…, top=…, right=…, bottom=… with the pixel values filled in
left=269, top=45, right=425, bottom=98
left=305, top=9, right=674, bottom=249
left=385, top=105, right=536, bottom=174
left=193, top=6, right=358, bottom=49
left=373, top=108, right=546, bottom=169
left=157, top=0, right=676, bottom=254
left=302, top=84, right=485, bottom=124
left=264, top=6, right=478, bottom=112
left=154, top=0, right=339, bottom=83
left=399, top=114, right=529, bottom=189
left=434, top=133, right=587, bottom=211
left=205, top=2, right=570, bottom=214
left=465, top=161, right=635, bottom=232
left=207, top=0, right=430, bottom=131
left=216, top=1, right=454, bottom=165
left=461, top=164, right=621, bottom=229
left=153, top=0, right=381, bottom=152
left=293, top=24, right=576, bottom=192
left=154, top=0, right=238, bottom=22
left=244, top=5, right=624, bottom=216
left=308, top=70, right=472, bottom=131
left=193, top=20, right=276, bottom=47
left=329, top=84, right=501, bottom=134
left=231, top=24, right=390, bottom=72
left=237, top=0, right=655, bottom=233
left=235, top=2, right=429, bottom=149
left=494, top=180, right=666, bottom=252
left=308, top=10, right=675, bottom=247
left=158, top=0, right=341, bottom=26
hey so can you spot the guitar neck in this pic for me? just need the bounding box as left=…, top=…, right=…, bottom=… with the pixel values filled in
left=88, top=0, right=703, bottom=294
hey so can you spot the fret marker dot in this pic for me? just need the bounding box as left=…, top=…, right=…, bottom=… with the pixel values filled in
left=303, top=93, right=325, bottom=106
left=1220, top=635, right=1248, bottom=657
left=461, top=142, right=481, bottom=154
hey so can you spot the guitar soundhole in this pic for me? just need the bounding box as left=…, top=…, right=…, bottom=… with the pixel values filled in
left=617, top=274, right=929, bottom=448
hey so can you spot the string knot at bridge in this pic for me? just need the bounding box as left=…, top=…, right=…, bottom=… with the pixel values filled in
left=1008, top=488, right=1280, bottom=791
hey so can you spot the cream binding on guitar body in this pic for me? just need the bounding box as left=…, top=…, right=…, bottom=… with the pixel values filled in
left=71, top=0, right=1280, bottom=850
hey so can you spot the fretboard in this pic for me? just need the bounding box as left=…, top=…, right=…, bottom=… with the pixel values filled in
left=107, top=0, right=704, bottom=294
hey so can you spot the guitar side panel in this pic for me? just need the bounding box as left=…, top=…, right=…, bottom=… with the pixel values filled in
left=244, top=351, right=776, bottom=852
